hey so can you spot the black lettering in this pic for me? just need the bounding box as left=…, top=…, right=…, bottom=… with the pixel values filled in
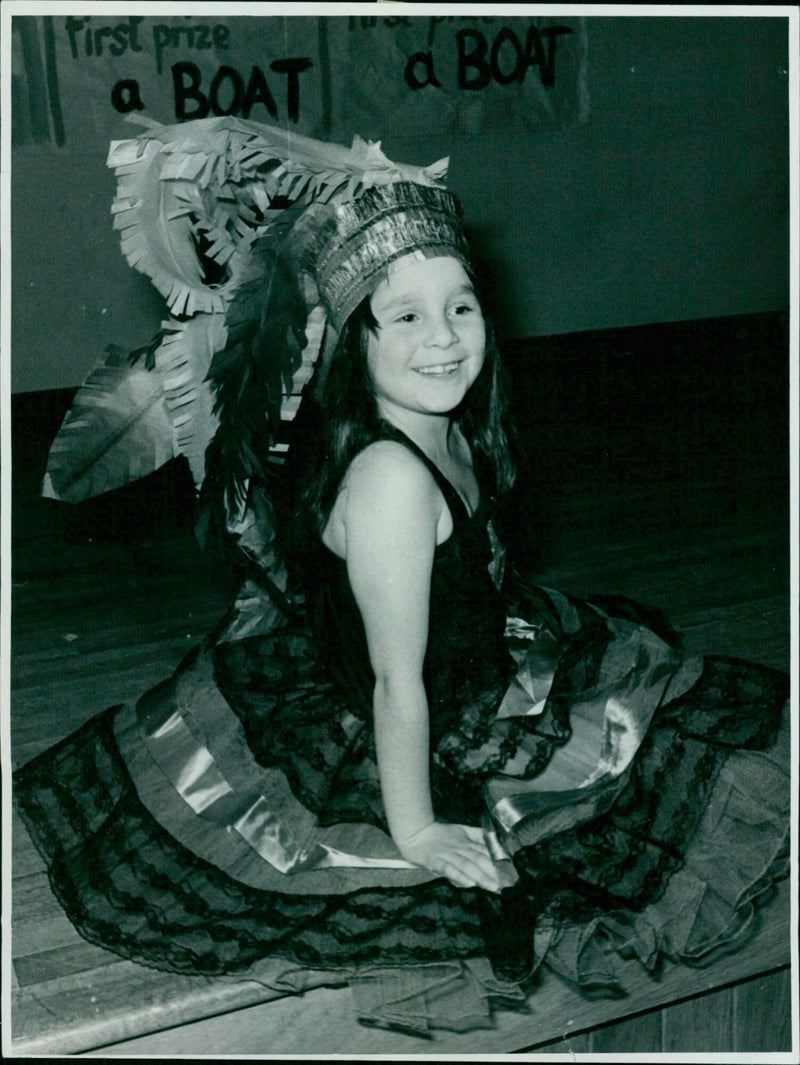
left=456, top=29, right=491, bottom=91
left=522, top=27, right=546, bottom=82
left=269, top=57, right=312, bottom=123
left=212, top=25, right=230, bottom=50
left=111, top=78, right=144, bottom=113
left=241, top=66, right=278, bottom=120
left=195, top=26, right=211, bottom=49
left=93, top=25, right=112, bottom=57
left=539, top=26, right=573, bottom=87
left=209, top=65, right=244, bottom=116
left=128, top=16, right=144, bottom=52
left=172, top=61, right=209, bottom=120
left=153, top=25, right=172, bottom=76
left=490, top=27, right=525, bottom=85
left=65, top=16, right=84, bottom=59
left=404, top=50, right=442, bottom=91
left=109, top=24, right=128, bottom=58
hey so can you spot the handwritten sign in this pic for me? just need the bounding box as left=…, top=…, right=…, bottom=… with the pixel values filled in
left=10, top=12, right=588, bottom=152
left=12, top=13, right=588, bottom=149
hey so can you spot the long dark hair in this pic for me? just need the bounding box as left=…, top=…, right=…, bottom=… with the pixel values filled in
left=288, top=278, right=516, bottom=575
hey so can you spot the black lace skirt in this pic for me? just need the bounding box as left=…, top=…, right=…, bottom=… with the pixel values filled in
left=14, top=585, right=790, bottom=995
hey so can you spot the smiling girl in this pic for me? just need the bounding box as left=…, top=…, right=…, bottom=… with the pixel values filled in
left=319, top=255, right=499, bottom=893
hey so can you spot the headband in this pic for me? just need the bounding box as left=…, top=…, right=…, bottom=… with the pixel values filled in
left=308, top=181, right=470, bottom=330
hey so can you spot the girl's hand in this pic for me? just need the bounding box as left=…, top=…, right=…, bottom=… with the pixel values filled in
left=398, top=823, right=501, bottom=893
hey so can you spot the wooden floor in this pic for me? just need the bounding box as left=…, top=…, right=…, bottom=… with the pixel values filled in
left=7, top=311, right=796, bottom=1055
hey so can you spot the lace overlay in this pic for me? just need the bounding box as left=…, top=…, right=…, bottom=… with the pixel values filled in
left=16, top=713, right=488, bottom=974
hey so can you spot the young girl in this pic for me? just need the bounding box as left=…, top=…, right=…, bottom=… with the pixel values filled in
left=14, top=166, right=790, bottom=1027
left=315, top=254, right=501, bottom=892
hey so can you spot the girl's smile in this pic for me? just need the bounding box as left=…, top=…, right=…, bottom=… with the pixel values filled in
left=413, top=359, right=463, bottom=376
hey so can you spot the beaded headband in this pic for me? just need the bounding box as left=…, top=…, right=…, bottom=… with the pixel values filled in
left=308, top=182, right=471, bottom=331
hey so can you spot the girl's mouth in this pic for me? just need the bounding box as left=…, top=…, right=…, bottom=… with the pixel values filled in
left=414, top=361, right=461, bottom=377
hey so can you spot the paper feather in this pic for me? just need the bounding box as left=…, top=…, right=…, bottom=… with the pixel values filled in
left=155, top=315, right=227, bottom=489
left=42, top=345, right=177, bottom=503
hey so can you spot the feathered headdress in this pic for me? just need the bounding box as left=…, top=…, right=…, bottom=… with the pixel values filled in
left=41, top=115, right=460, bottom=637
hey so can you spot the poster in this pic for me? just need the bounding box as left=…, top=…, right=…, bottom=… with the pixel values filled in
left=11, top=11, right=589, bottom=150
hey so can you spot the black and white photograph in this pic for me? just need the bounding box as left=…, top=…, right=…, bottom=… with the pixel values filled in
left=1, top=3, right=796, bottom=1058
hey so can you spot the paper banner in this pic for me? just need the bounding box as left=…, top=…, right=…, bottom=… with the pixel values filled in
left=11, top=12, right=588, bottom=151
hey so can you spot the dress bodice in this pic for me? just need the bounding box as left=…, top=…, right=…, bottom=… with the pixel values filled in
left=306, top=424, right=514, bottom=746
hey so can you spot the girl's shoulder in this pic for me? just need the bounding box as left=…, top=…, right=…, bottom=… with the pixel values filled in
left=344, top=439, right=441, bottom=510
left=322, top=438, right=446, bottom=559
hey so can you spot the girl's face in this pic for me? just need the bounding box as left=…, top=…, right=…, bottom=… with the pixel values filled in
left=366, top=256, right=486, bottom=424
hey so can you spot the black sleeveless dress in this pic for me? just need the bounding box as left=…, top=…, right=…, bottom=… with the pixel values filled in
left=13, top=424, right=790, bottom=998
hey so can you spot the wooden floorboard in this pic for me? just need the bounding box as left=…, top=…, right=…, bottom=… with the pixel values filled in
left=734, top=968, right=795, bottom=1052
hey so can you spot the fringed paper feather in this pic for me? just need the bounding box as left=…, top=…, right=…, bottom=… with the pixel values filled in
left=46, top=116, right=449, bottom=509
left=107, top=117, right=449, bottom=322
left=155, top=315, right=227, bottom=490
left=42, top=345, right=177, bottom=503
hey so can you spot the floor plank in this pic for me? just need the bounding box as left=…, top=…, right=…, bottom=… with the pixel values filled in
left=734, top=968, right=795, bottom=1052
left=10, top=482, right=791, bottom=1055
left=588, top=1008, right=664, bottom=1053
left=662, top=984, right=735, bottom=1052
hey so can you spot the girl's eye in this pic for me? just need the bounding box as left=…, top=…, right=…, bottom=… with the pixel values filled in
left=451, top=302, right=477, bottom=315
left=396, top=313, right=419, bottom=324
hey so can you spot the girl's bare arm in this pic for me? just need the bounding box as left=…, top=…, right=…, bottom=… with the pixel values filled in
left=342, top=442, right=500, bottom=892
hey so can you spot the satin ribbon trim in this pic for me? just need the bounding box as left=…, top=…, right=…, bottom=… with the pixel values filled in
left=486, top=625, right=699, bottom=847
left=135, top=667, right=418, bottom=875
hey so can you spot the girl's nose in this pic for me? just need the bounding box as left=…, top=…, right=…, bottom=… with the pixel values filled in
left=425, top=312, right=457, bottom=348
